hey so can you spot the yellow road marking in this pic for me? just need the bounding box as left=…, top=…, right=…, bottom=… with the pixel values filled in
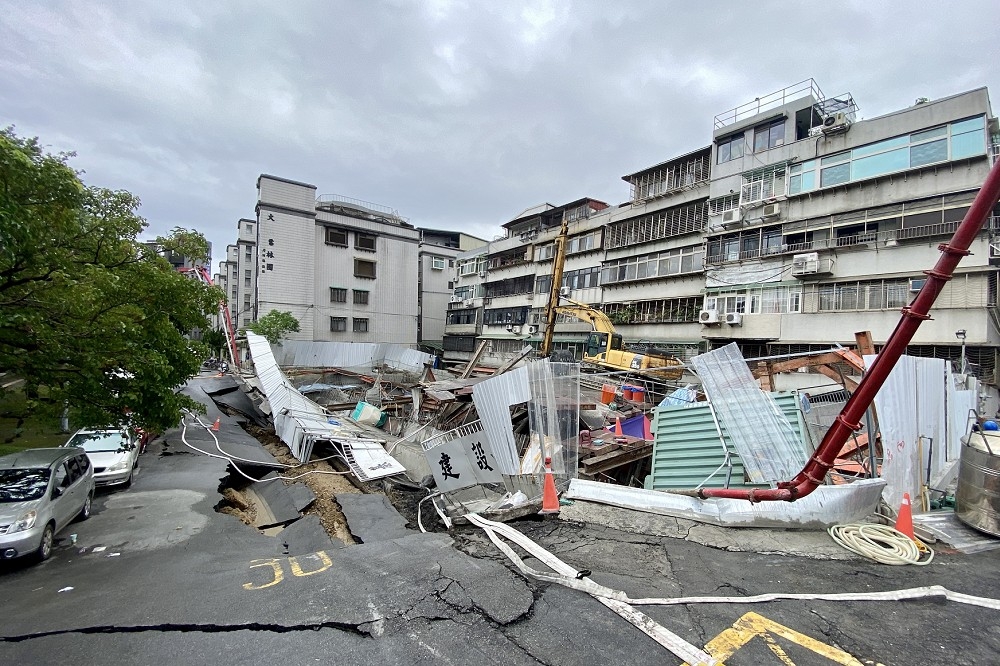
left=684, top=611, right=879, bottom=665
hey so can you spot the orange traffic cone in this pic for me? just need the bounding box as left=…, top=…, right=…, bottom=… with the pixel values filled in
left=614, top=417, right=624, bottom=437
left=643, top=415, right=653, bottom=441
left=540, top=456, right=560, bottom=515
left=894, top=492, right=915, bottom=540
left=212, top=418, right=220, bottom=432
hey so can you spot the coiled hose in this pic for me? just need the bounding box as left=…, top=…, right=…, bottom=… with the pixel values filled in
left=828, top=523, right=934, bottom=565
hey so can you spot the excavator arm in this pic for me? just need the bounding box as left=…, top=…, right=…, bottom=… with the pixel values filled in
left=553, top=297, right=617, bottom=335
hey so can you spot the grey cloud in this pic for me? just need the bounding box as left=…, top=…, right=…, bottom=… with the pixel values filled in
left=1, top=0, right=997, bottom=263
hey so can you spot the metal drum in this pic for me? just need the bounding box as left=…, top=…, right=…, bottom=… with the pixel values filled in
left=955, top=431, right=1000, bottom=537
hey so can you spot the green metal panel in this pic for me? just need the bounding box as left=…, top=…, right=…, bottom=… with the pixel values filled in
left=645, top=392, right=805, bottom=490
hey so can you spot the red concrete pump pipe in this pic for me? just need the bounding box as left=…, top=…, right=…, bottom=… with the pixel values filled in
left=700, top=158, right=1000, bottom=503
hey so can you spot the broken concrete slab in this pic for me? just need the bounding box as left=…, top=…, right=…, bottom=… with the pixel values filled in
left=210, top=389, right=271, bottom=427
left=559, top=500, right=859, bottom=560
left=285, top=483, right=317, bottom=513
left=337, top=493, right=411, bottom=543
left=253, top=474, right=304, bottom=528
left=201, top=376, right=240, bottom=395
left=276, top=514, right=338, bottom=556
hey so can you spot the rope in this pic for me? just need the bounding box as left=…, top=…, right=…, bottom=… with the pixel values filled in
left=828, top=523, right=934, bottom=565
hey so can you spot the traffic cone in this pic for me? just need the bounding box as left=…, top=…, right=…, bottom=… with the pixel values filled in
left=540, top=456, right=560, bottom=515
left=212, top=418, right=220, bottom=432
left=643, top=415, right=653, bottom=441
left=614, top=417, right=624, bottom=437
left=894, top=492, right=915, bottom=540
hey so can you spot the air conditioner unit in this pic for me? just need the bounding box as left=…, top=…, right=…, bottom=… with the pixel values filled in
left=792, top=252, right=820, bottom=275
left=699, top=309, right=720, bottom=325
left=908, top=278, right=926, bottom=293
left=479, top=271, right=487, bottom=278
left=528, top=324, right=539, bottom=334
left=449, top=296, right=461, bottom=303
left=721, top=208, right=743, bottom=226
left=511, top=325, right=522, bottom=335
left=762, top=202, right=781, bottom=218
left=463, top=298, right=474, bottom=307
left=559, top=286, right=571, bottom=297
left=822, top=112, right=852, bottom=133
left=725, top=312, right=743, bottom=326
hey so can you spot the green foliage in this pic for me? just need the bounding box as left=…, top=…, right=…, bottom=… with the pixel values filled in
left=201, top=328, right=229, bottom=357
left=0, top=127, right=219, bottom=434
left=247, top=310, right=300, bottom=345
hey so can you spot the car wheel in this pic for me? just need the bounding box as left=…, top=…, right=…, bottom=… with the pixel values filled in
left=77, top=491, right=93, bottom=521
left=124, top=466, right=134, bottom=489
left=36, top=523, right=55, bottom=561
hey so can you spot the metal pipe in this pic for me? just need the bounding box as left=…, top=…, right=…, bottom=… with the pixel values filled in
left=700, top=158, right=1000, bottom=503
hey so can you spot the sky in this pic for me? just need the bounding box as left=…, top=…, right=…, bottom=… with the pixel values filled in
left=2, top=1, right=998, bottom=274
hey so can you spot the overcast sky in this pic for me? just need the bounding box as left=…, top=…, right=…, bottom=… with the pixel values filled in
left=2, top=1, right=998, bottom=273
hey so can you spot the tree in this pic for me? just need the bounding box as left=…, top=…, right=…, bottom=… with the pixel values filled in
left=0, top=127, right=221, bottom=434
left=201, top=328, right=229, bottom=358
left=246, top=310, right=300, bottom=345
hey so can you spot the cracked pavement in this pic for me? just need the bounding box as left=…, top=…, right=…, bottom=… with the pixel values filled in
left=2, top=378, right=1000, bottom=664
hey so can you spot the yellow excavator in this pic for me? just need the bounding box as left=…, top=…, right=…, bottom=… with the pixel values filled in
left=554, top=295, right=686, bottom=380
left=538, top=218, right=685, bottom=380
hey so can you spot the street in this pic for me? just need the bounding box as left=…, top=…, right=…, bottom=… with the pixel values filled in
left=2, top=379, right=999, bottom=665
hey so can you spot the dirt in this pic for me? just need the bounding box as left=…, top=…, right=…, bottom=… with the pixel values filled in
left=216, top=487, right=256, bottom=526
left=247, top=425, right=368, bottom=547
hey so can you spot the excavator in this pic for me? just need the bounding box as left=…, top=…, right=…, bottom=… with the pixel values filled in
left=554, top=294, right=685, bottom=380
left=537, top=217, right=684, bottom=380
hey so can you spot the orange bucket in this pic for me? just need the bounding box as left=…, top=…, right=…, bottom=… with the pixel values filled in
left=601, top=384, right=616, bottom=404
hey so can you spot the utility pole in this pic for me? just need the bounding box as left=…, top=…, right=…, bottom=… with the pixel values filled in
left=540, top=218, right=569, bottom=358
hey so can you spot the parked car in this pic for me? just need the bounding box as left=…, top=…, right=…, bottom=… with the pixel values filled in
left=63, top=429, right=140, bottom=487
left=0, top=447, right=95, bottom=561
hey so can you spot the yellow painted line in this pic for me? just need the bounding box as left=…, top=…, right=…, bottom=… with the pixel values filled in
left=684, top=611, right=881, bottom=666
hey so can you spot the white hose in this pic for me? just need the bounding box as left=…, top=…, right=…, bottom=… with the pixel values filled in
left=828, top=523, right=934, bottom=565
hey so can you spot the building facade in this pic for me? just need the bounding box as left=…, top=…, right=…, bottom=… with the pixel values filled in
left=442, top=81, right=999, bottom=384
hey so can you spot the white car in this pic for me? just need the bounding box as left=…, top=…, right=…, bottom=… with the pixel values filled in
left=63, top=430, right=140, bottom=488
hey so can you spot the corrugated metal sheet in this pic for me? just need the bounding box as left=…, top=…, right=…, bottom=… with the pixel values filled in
left=472, top=366, right=530, bottom=475
left=691, top=343, right=807, bottom=484
left=246, top=332, right=406, bottom=481
left=274, top=340, right=431, bottom=375
left=646, top=393, right=804, bottom=491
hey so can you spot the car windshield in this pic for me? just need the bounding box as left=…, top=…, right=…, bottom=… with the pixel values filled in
left=0, top=468, right=51, bottom=503
left=67, top=431, right=129, bottom=453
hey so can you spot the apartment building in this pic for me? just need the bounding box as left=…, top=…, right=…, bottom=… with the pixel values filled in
left=442, top=80, right=999, bottom=383
left=417, top=229, right=487, bottom=352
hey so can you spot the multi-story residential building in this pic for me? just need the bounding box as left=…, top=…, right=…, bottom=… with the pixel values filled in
left=443, top=245, right=489, bottom=363
left=417, top=229, right=487, bottom=353
left=700, top=81, right=997, bottom=381
left=252, top=175, right=421, bottom=344
left=442, top=80, right=999, bottom=385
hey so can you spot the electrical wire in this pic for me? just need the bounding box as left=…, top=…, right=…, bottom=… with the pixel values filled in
left=828, top=523, right=934, bottom=566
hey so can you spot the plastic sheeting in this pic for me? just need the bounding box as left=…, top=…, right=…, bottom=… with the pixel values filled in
left=690, top=343, right=807, bottom=485
left=523, top=361, right=580, bottom=477
left=566, top=478, right=886, bottom=529
left=245, top=332, right=406, bottom=481
left=868, top=354, right=979, bottom=511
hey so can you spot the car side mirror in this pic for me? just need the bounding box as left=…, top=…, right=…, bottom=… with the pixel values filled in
left=52, top=487, right=64, bottom=498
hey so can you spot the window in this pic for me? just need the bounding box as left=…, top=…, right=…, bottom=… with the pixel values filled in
left=243, top=295, right=251, bottom=307
left=245, top=247, right=252, bottom=260
left=708, top=194, right=740, bottom=216
left=330, top=316, right=347, bottom=332
left=330, top=287, right=347, bottom=303
left=600, top=245, right=704, bottom=285
left=246, top=223, right=254, bottom=234
left=355, top=233, right=377, bottom=251
left=567, top=231, right=599, bottom=254
left=605, top=202, right=708, bottom=249
left=709, top=286, right=802, bottom=315
left=717, top=132, right=745, bottom=164
left=448, top=259, right=455, bottom=268
left=353, top=289, right=369, bottom=305
left=563, top=266, right=600, bottom=290
left=447, top=309, right=477, bottom=325
left=231, top=288, right=237, bottom=299
left=52, top=463, right=69, bottom=490
left=326, top=228, right=348, bottom=246
left=740, top=166, right=786, bottom=205
left=789, top=116, right=987, bottom=195
left=753, top=119, right=785, bottom=152
left=243, top=317, right=250, bottom=326
left=354, top=259, right=376, bottom=279
left=817, top=279, right=909, bottom=311
left=244, top=270, right=251, bottom=287
left=536, top=243, right=556, bottom=261
left=353, top=317, right=369, bottom=333
left=431, top=257, right=446, bottom=270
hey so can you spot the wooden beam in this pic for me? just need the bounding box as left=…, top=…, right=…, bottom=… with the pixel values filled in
left=855, top=330, right=876, bottom=357
left=460, top=340, right=490, bottom=379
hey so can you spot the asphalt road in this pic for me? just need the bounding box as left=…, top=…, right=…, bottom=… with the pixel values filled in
left=2, top=377, right=999, bottom=665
